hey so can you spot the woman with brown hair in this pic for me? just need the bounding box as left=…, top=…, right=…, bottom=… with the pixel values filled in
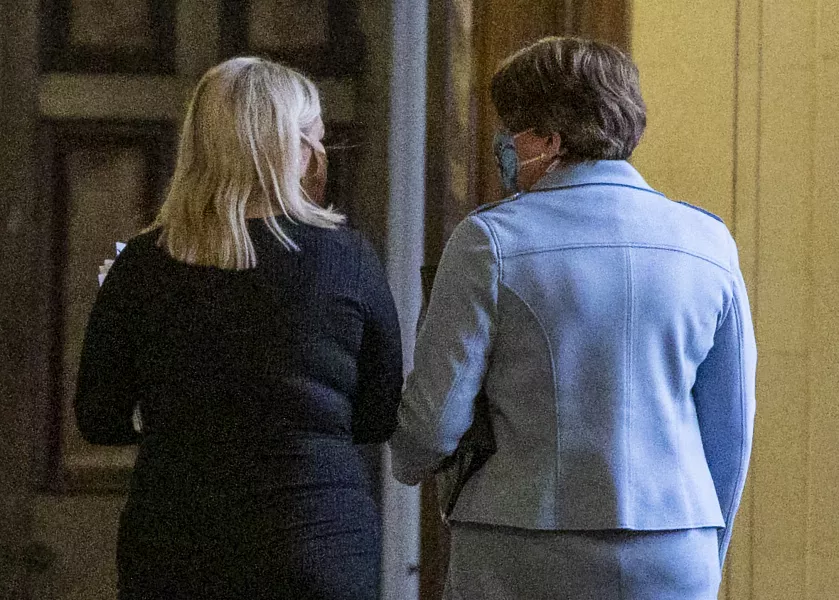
left=391, top=37, right=756, bottom=599
left=75, top=57, right=402, bottom=599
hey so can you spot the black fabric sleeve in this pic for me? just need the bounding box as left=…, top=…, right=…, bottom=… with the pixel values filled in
left=74, top=239, right=146, bottom=446
left=352, top=237, right=403, bottom=444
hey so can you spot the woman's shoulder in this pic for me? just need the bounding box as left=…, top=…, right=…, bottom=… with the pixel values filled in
left=300, top=226, right=389, bottom=292
left=126, top=228, right=161, bottom=251
left=117, top=228, right=166, bottom=267
left=294, top=223, right=381, bottom=263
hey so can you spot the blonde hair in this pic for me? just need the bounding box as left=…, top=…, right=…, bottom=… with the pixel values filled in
left=151, top=57, right=344, bottom=269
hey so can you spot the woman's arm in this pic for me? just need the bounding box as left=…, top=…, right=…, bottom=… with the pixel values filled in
left=693, top=241, right=757, bottom=567
left=74, top=241, right=146, bottom=445
left=389, top=215, right=499, bottom=485
left=352, top=238, right=404, bottom=444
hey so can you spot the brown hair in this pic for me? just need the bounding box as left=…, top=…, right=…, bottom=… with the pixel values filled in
left=490, top=37, right=646, bottom=162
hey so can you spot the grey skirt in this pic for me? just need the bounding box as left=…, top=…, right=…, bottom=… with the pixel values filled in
left=445, top=522, right=721, bottom=600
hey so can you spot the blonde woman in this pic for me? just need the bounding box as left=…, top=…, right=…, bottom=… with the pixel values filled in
left=74, top=58, right=402, bottom=599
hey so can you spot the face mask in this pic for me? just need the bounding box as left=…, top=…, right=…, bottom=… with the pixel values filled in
left=493, top=130, right=519, bottom=193
left=493, top=129, right=550, bottom=194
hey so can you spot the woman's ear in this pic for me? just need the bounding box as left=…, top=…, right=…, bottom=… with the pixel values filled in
left=546, top=132, right=563, bottom=159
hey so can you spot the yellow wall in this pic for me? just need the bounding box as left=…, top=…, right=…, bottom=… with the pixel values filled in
left=632, top=1, right=839, bottom=598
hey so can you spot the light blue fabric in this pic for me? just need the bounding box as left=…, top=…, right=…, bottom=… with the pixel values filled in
left=389, top=160, right=757, bottom=566
left=445, top=523, right=721, bottom=600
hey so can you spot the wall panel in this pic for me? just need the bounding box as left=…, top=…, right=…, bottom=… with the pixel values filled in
left=751, top=353, right=809, bottom=599
left=726, top=0, right=761, bottom=596
left=632, top=0, right=839, bottom=597
left=807, top=14, right=839, bottom=597
left=631, top=0, right=737, bottom=225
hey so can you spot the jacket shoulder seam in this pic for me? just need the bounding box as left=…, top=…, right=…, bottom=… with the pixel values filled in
left=677, top=200, right=725, bottom=224
left=472, top=214, right=503, bottom=282
left=504, top=243, right=732, bottom=273
left=469, top=194, right=520, bottom=216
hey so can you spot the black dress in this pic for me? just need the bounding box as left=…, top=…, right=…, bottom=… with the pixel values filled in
left=74, top=220, right=403, bottom=600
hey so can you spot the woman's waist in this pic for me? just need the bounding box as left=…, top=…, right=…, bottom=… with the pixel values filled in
left=131, top=432, right=371, bottom=497
left=121, top=484, right=381, bottom=541
left=449, top=438, right=724, bottom=530
left=139, top=428, right=355, bottom=453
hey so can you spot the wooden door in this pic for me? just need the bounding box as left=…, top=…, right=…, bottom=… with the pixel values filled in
left=16, top=1, right=382, bottom=598
left=27, top=1, right=202, bottom=596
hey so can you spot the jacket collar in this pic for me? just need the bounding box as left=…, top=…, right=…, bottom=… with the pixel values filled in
left=531, top=160, right=663, bottom=196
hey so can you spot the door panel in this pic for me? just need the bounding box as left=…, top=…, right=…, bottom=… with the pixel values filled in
left=40, top=119, right=175, bottom=494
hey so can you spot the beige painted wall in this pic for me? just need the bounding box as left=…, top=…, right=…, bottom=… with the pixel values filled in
left=632, top=0, right=839, bottom=598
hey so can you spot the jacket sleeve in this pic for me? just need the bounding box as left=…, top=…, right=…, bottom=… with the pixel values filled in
left=74, top=241, right=145, bottom=446
left=693, top=238, right=757, bottom=567
left=389, top=215, right=499, bottom=485
left=353, top=237, right=404, bottom=444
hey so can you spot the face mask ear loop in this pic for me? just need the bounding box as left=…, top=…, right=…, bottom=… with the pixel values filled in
left=519, top=152, right=547, bottom=167
left=543, top=130, right=567, bottom=174
left=545, top=157, right=562, bottom=173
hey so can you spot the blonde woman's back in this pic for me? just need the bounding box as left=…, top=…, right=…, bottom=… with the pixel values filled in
left=74, top=58, right=402, bottom=600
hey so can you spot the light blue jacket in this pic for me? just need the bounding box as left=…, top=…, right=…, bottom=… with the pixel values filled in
left=390, top=160, right=756, bottom=564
